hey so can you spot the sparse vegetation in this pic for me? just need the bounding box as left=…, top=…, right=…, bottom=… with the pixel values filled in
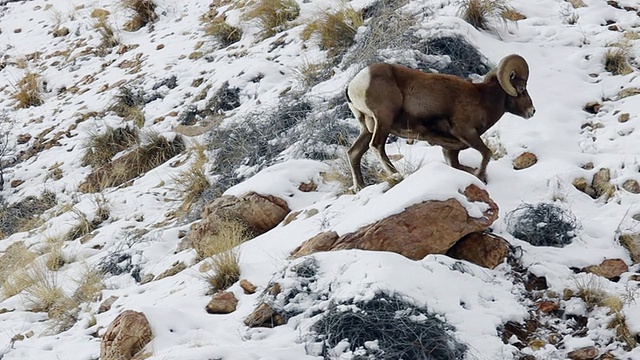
left=44, top=235, right=66, bottom=271
left=0, top=191, right=57, bottom=238
left=203, top=15, right=243, bottom=47
left=294, top=60, right=333, bottom=89
left=12, top=71, right=44, bottom=109
left=458, top=0, right=512, bottom=31
left=79, top=132, right=185, bottom=193
left=172, top=145, right=211, bottom=215
left=93, top=17, right=120, bottom=56
left=122, top=0, right=158, bottom=31
left=82, top=126, right=139, bottom=168
left=201, top=220, right=249, bottom=291
left=505, top=202, right=580, bottom=247
left=242, top=0, right=300, bottom=39
left=302, top=5, right=363, bottom=60
left=604, top=43, right=634, bottom=76
left=310, top=293, right=467, bottom=359
left=0, top=242, right=37, bottom=295
left=110, top=87, right=146, bottom=127
left=64, top=209, right=98, bottom=242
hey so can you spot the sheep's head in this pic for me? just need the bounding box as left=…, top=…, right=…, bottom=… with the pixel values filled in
left=497, top=54, right=535, bottom=119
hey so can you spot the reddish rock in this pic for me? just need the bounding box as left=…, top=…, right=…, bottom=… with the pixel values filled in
left=446, top=232, right=509, bottom=269
left=10, top=179, right=24, bottom=188
left=292, top=184, right=498, bottom=260
left=98, top=295, right=119, bottom=314
left=240, top=279, right=257, bottom=294
left=206, top=291, right=238, bottom=314
left=244, top=303, right=285, bottom=328
left=17, top=134, right=31, bottom=144
left=536, top=300, right=560, bottom=313
left=583, top=259, right=628, bottom=279
left=513, top=152, right=538, bottom=170
left=100, top=310, right=152, bottom=360
left=568, top=346, right=598, bottom=360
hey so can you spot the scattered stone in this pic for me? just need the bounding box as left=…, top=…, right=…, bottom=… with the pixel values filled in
left=583, top=259, right=628, bottom=280
left=526, top=273, right=548, bottom=291
left=568, top=346, right=598, bottom=360
left=513, top=152, right=538, bottom=170
left=91, top=8, right=110, bottom=19
left=583, top=101, right=601, bottom=114
left=282, top=210, right=301, bottom=226
left=618, top=233, right=640, bottom=263
left=156, top=44, right=165, bottom=50
left=16, top=133, right=32, bottom=144
left=591, top=168, right=616, bottom=199
left=298, top=181, right=317, bottom=192
left=10, top=179, right=24, bottom=188
left=528, top=338, right=546, bottom=351
left=123, top=18, right=146, bottom=32
left=566, top=0, right=587, bottom=8
left=239, top=279, right=257, bottom=294
left=206, top=291, right=238, bottom=314
left=52, top=27, right=69, bottom=37
left=618, top=113, right=630, bottom=123
left=582, top=162, right=594, bottom=170
left=98, top=295, right=119, bottom=314
left=618, top=87, right=640, bottom=99
left=292, top=184, right=498, bottom=260
left=139, top=273, right=154, bottom=284
left=153, top=261, right=186, bottom=281
left=536, top=300, right=559, bottom=313
left=446, top=232, right=509, bottom=269
left=622, top=179, right=640, bottom=194
left=607, top=24, right=619, bottom=31
left=243, top=303, right=285, bottom=328
left=100, top=310, right=153, bottom=360
left=268, top=283, right=281, bottom=296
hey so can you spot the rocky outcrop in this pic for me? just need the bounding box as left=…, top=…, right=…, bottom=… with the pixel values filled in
left=100, top=310, right=153, bottom=360
left=446, top=232, right=510, bottom=269
left=292, top=184, right=498, bottom=261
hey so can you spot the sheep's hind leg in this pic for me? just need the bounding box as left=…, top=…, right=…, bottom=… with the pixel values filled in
left=347, top=126, right=373, bottom=192
left=442, top=148, right=475, bottom=174
left=451, top=129, right=491, bottom=183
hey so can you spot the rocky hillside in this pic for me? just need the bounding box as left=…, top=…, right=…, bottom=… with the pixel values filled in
left=1, top=0, right=640, bottom=359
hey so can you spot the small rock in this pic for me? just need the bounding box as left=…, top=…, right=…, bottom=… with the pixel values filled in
left=52, top=27, right=69, bottom=37
left=607, top=24, right=619, bottom=31
left=100, top=310, right=153, bottom=360
left=17, top=133, right=31, bottom=144
left=618, top=113, right=630, bottom=123
left=205, top=291, right=238, bottom=314
left=98, top=295, right=119, bottom=314
left=583, top=259, right=628, bottom=280
left=153, top=261, right=186, bottom=281
left=10, top=179, right=24, bottom=188
left=566, top=0, right=587, bottom=8
left=156, top=44, right=165, bottom=50
left=528, top=338, right=546, bottom=351
left=536, top=300, right=559, bottom=313
left=140, top=273, right=154, bottom=284
left=622, top=179, right=640, bottom=194
left=568, top=346, right=598, bottom=360
left=513, top=152, right=538, bottom=170
left=298, top=181, right=317, bottom=192
left=240, top=279, right=257, bottom=294
left=268, top=283, right=282, bottom=296
left=583, top=101, right=601, bottom=114
left=244, top=303, right=285, bottom=328
left=525, top=273, right=548, bottom=291
left=446, top=232, right=509, bottom=269
left=282, top=210, right=301, bottom=226
left=592, top=168, right=615, bottom=199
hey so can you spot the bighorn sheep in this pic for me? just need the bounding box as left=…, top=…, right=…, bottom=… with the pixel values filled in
left=345, top=54, right=535, bottom=191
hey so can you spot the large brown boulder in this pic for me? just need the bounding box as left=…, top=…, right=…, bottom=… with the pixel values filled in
left=100, top=310, right=153, bottom=360
left=292, top=184, right=498, bottom=260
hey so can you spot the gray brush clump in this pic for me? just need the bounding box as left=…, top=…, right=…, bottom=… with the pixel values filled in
left=505, top=203, right=580, bottom=247
left=310, top=293, right=467, bottom=360
left=422, top=35, right=490, bottom=77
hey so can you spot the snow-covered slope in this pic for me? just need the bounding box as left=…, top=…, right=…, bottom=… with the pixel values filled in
left=1, top=0, right=640, bottom=359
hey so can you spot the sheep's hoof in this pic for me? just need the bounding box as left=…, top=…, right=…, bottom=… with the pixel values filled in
left=348, top=184, right=363, bottom=193
left=386, top=173, right=404, bottom=187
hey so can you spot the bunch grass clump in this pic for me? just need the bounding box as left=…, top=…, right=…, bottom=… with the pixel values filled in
left=121, top=0, right=158, bottom=31
left=93, top=17, right=120, bottom=56
left=201, top=220, right=249, bottom=291
left=0, top=242, right=37, bottom=295
left=505, top=202, right=580, bottom=247
left=110, top=87, right=146, bottom=127
left=604, top=43, right=634, bottom=76
left=302, top=5, right=363, bottom=60
left=203, top=15, right=243, bottom=46
left=82, top=126, right=139, bottom=168
left=13, top=72, right=44, bottom=109
left=311, top=293, right=467, bottom=359
left=458, top=0, right=513, bottom=31
left=242, top=0, right=300, bottom=39
left=172, top=145, right=211, bottom=215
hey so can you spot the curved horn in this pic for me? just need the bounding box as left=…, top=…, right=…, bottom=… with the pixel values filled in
left=496, top=54, right=529, bottom=97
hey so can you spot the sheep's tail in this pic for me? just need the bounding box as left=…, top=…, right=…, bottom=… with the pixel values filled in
left=345, top=86, right=352, bottom=104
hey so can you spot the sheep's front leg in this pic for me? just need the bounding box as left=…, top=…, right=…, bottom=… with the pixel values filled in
left=369, top=115, right=401, bottom=182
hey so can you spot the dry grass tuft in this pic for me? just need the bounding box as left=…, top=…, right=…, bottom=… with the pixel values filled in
left=72, top=266, right=104, bottom=303
left=458, top=0, right=512, bottom=30
left=172, top=145, right=211, bottom=215
left=604, top=44, right=634, bottom=76
left=203, top=15, right=243, bottom=47
left=294, top=59, right=333, bottom=88
left=574, top=275, right=608, bottom=310
left=79, top=132, right=185, bottom=193
left=93, top=17, right=120, bottom=56
left=243, top=0, right=300, bottom=39
left=81, top=126, right=139, bottom=168
left=13, top=72, right=44, bottom=109
left=122, top=0, right=158, bottom=31
left=44, top=236, right=66, bottom=271
left=199, top=221, right=249, bottom=291
left=302, top=5, right=363, bottom=58
left=110, top=87, right=146, bottom=127
left=64, top=209, right=98, bottom=242
left=0, top=242, right=37, bottom=294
